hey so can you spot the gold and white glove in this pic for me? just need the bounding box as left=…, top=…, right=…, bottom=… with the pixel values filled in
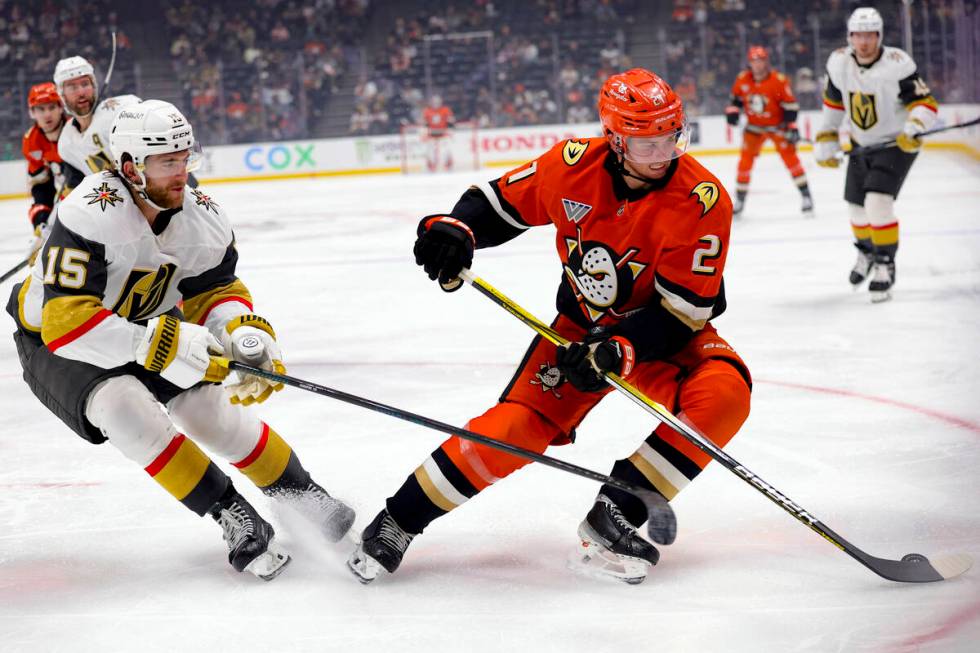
left=135, top=315, right=228, bottom=389
left=814, top=131, right=842, bottom=168
left=896, top=118, right=925, bottom=153
left=26, top=220, right=50, bottom=266
left=222, top=314, right=285, bottom=405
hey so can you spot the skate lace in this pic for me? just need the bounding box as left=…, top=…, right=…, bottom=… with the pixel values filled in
left=853, top=251, right=872, bottom=272
left=598, top=495, right=637, bottom=538
left=219, top=502, right=256, bottom=548
left=871, top=263, right=892, bottom=282
left=377, top=516, right=413, bottom=554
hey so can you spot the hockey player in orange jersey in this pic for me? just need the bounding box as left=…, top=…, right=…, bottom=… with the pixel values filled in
left=421, top=95, right=456, bottom=172
left=726, top=46, right=814, bottom=218
left=348, top=69, right=752, bottom=585
left=21, top=82, right=66, bottom=261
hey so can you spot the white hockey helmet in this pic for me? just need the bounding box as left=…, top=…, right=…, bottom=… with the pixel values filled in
left=847, top=7, right=883, bottom=36
left=54, top=56, right=98, bottom=113
left=110, top=99, right=199, bottom=186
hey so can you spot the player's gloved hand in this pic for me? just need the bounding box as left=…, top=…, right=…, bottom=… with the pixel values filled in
left=25, top=220, right=49, bottom=266
left=413, top=215, right=475, bottom=292
left=724, top=106, right=740, bottom=127
left=221, top=314, right=285, bottom=405
left=782, top=123, right=801, bottom=144
left=896, top=118, right=925, bottom=153
left=814, top=130, right=842, bottom=168
left=135, top=315, right=227, bottom=389
left=556, top=329, right=636, bottom=393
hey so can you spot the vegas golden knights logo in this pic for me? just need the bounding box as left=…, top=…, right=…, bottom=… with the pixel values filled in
left=849, top=91, right=878, bottom=130
left=112, top=264, right=178, bottom=320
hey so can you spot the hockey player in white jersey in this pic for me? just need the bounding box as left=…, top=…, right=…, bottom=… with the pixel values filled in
left=813, top=7, right=939, bottom=302
left=53, top=55, right=141, bottom=193
left=6, top=100, right=354, bottom=580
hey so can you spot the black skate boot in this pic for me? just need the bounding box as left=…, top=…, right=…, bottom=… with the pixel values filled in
left=571, top=494, right=660, bottom=584
left=264, top=480, right=355, bottom=543
left=868, top=253, right=896, bottom=303
left=347, top=509, right=415, bottom=584
left=849, top=242, right=874, bottom=286
left=209, top=486, right=290, bottom=581
left=801, top=193, right=814, bottom=218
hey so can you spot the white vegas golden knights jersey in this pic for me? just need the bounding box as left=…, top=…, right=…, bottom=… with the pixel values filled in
left=58, top=94, right=141, bottom=176
left=14, top=170, right=253, bottom=370
left=821, top=45, right=939, bottom=146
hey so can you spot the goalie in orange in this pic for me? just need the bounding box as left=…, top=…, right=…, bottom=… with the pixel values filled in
left=421, top=95, right=455, bottom=172
left=348, top=69, right=752, bottom=585
left=726, top=46, right=814, bottom=218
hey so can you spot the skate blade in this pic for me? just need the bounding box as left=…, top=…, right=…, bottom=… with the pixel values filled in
left=244, top=540, right=291, bottom=581
left=347, top=547, right=383, bottom=585
left=802, top=209, right=814, bottom=219
left=870, top=289, right=892, bottom=303
left=567, top=538, right=650, bottom=585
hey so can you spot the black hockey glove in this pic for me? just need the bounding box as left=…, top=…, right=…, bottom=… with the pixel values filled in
left=724, top=106, right=739, bottom=127
left=782, top=124, right=800, bottom=144
left=556, top=329, right=636, bottom=393
left=414, top=215, right=475, bottom=292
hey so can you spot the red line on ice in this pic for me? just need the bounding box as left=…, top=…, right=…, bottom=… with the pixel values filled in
left=886, top=601, right=980, bottom=652
left=755, top=378, right=980, bottom=435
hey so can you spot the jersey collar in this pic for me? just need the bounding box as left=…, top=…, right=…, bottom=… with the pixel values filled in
left=851, top=46, right=884, bottom=69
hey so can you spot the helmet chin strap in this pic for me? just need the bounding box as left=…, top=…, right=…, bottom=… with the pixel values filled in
left=613, top=154, right=661, bottom=184
left=120, top=171, right=171, bottom=213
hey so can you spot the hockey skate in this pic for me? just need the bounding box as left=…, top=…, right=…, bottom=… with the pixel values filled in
left=210, top=487, right=291, bottom=581
left=569, top=494, right=660, bottom=585
left=868, top=256, right=896, bottom=303
left=849, top=243, right=874, bottom=286
left=801, top=195, right=814, bottom=218
left=266, top=480, right=355, bottom=543
left=732, top=196, right=745, bottom=220
left=347, top=509, right=415, bottom=584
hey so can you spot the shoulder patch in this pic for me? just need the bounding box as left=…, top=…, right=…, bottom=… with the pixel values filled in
left=562, top=139, right=590, bottom=166
left=191, top=188, right=220, bottom=214
left=777, top=73, right=786, bottom=82
left=690, top=182, right=719, bottom=218
left=83, top=181, right=124, bottom=211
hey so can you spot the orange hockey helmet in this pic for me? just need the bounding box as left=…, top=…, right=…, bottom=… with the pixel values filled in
left=747, top=46, right=769, bottom=61
left=28, top=82, right=60, bottom=107
left=597, top=68, right=690, bottom=165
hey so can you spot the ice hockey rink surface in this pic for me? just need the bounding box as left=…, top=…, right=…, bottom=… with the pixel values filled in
left=0, top=149, right=977, bottom=652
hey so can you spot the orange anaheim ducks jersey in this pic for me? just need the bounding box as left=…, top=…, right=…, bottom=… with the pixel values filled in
left=452, top=137, right=732, bottom=361
left=423, top=106, right=454, bottom=137
left=23, top=123, right=62, bottom=179
left=730, top=70, right=799, bottom=128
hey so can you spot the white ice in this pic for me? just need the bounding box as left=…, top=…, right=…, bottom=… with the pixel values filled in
left=0, top=150, right=978, bottom=652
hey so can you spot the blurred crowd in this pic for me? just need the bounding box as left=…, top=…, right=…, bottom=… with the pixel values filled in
left=163, top=0, right=369, bottom=145
left=4, top=0, right=974, bottom=158
left=349, top=0, right=637, bottom=135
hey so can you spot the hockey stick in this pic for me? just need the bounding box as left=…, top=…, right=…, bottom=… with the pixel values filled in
left=226, top=360, right=677, bottom=545
left=846, top=116, right=980, bottom=157
left=458, top=268, right=972, bottom=583
left=0, top=258, right=29, bottom=284
left=98, top=30, right=117, bottom=102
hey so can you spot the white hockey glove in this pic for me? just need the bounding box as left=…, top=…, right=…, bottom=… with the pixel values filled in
left=221, top=314, right=285, bottom=405
left=896, top=117, right=926, bottom=153
left=25, top=220, right=50, bottom=265
left=135, top=315, right=228, bottom=389
left=814, top=130, right=842, bottom=168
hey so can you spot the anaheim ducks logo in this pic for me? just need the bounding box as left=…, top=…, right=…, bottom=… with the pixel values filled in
left=563, top=227, right=647, bottom=322
left=849, top=91, right=878, bottom=130
left=562, top=139, right=590, bottom=166
left=111, top=263, right=178, bottom=320
left=530, top=362, right=563, bottom=399
left=690, top=181, right=719, bottom=218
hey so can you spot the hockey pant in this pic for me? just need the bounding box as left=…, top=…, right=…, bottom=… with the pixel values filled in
left=86, top=379, right=316, bottom=516
left=385, top=315, right=752, bottom=534
left=736, top=130, right=806, bottom=194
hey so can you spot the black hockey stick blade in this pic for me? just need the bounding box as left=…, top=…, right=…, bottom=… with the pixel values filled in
left=227, top=361, right=677, bottom=545
left=0, top=257, right=29, bottom=284
left=857, top=550, right=972, bottom=583
left=848, top=116, right=980, bottom=157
